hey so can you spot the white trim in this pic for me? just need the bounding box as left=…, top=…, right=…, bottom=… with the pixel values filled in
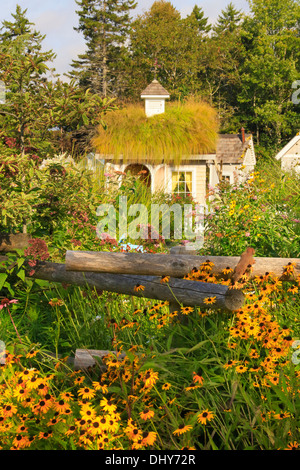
left=275, top=134, right=300, bottom=160
left=141, top=94, right=170, bottom=99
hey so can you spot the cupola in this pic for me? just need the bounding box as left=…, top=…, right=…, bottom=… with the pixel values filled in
left=140, top=79, right=170, bottom=117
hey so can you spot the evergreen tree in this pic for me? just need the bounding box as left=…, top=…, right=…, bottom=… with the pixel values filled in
left=69, top=0, right=137, bottom=98
left=0, top=5, right=115, bottom=158
left=213, top=2, right=243, bottom=35
left=238, top=0, right=300, bottom=148
left=184, top=5, right=211, bottom=35
left=198, top=3, right=245, bottom=129
left=0, top=5, right=57, bottom=155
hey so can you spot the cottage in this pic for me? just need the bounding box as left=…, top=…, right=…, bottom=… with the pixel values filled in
left=274, top=133, right=300, bottom=174
left=94, top=80, right=256, bottom=205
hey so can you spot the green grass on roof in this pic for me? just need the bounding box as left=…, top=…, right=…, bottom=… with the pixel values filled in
left=92, top=98, right=219, bottom=164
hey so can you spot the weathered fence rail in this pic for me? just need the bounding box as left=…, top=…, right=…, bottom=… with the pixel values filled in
left=31, top=261, right=244, bottom=311
left=65, top=249, right=300, bottom=280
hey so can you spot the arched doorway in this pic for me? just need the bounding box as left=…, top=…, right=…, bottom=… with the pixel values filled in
left=124, top=163, right=151, bottom=188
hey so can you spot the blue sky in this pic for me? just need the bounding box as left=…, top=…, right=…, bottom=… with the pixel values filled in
left=0, top=0, right=250, bottom=78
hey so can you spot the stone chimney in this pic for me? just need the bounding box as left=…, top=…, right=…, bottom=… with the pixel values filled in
left=140, top=80, right=170, bottom=117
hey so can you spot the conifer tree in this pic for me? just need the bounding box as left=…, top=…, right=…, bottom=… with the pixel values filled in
left=238, top=0, right=300, bottom=147
left=0, top=5, right=57, bottom=155
left=70, top=0, right=137, bottom=98
left=213, top=2, right=243, bottom=35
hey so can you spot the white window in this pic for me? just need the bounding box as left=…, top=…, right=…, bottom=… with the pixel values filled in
left=172, top=170, right=193, bottom=197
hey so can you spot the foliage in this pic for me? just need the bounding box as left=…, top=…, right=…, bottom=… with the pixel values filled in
left=0, top=157, right=299, bottom=450
left=92, top=98, right=218, bottom=164
left=0, top=6, right=115, bottom=159
left=237, top=0, right=300, bottom=148
left=202, top=160, right=300, bottom=258
left=128, top=0, right=207, bottom=100
left=69, top=0, right=137, bottom=98
left=0, top=250, right=299, bottom=450
left=0, top=5, right=56, bottom=156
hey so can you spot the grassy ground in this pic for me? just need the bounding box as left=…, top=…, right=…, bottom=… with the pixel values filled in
left=0, top=159, right=299, bottom=450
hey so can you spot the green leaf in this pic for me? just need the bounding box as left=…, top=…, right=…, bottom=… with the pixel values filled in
left=17, top=269, right=25, bottom=281
left=0, top=273, right=8, bottom=290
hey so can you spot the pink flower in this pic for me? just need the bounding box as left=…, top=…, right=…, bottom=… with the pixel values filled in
left=245, top=232, right=250, bottom=237
left=0, top=298, right=18, bottom=310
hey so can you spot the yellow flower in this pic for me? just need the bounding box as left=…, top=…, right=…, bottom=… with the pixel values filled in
left=143, top=369, right=159, bottom=388
left=100, top=397, right=117, bottom=413
left=180, top=306, right=194, bottom=315
left=134, top=284, right=145, bottom=292
left=140, top=408, right=155, bottom=420
left=197, top=410, right=214, bottom=425
left=203, top=296, right=216, bottom=305
left=173, top=424, right=193, bottom=435
left=162, top=382, right=171, bottom=391
left=78, top=387, right=96, bottom=400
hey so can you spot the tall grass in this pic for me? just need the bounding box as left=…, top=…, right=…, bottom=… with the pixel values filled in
left=92, top=98, right=219, bottom=165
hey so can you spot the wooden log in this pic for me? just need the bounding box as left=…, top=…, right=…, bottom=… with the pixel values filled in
left=32, top=261, right=244, bottom=311
left=65, top=250, right=300, bottom=280
left=74, top=349, right=125, bottom=370
left=0, top=233, right=31, bottom=252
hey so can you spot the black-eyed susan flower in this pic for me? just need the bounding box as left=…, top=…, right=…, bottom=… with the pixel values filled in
left=73, top=375, right=85, bottom=386
left=235, top=364, right=247, bottom=374
left=92, top=381, right=108, bottom=394
left=203, top=296, right=216, bottom=305
left=180, top=306, right=193, bottom=315
left=78, top=387, right=96, bottom=400
left=125, top=424, right=142, bottom=441
left=273, top=411, right=291, bottom=420
left=26, top=349, right=39, bottom=359
left=13, top=385, right=29, bottom=402
left=134, top=284, right=145, bottom=292
left=222, top=266, right=234, bottom=276
left=142, top=431, right=157, bottom=446
left=162, top=382, right=171, bottom=391
left=54, top=399, right=69, bottom=414
left=100, top=397, right=117, bottom=413
left=65, top=425, right=76, bottom=436
left=285, top=441, right=299, bottom=450
left=160, top=275, right=170, bottom=283
left=283, top=262, right=296, bottom=276
left=197, top=410, right=214, bottom=425
left=140, top=408, right=155, bottom=420
left=38, top=429, right=53, bottom=440
left=143, top=369, right=159, bottom=388
left=12, top=434, right=30, bottom=449
left=173, top=423, right=193, bottom=435
left=193, top=372, right=204, bottom=385
left=185, top=383, right=201, bottom=391
left=223, top=359, right=238, bottom=369
left=60, top=391, right=74, bottom=402
left=3, top=403, right=17, bottom=418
